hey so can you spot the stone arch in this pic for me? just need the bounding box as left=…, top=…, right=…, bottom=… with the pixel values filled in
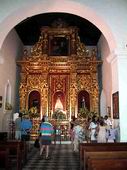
left=0, top=0, right=116, bottom=53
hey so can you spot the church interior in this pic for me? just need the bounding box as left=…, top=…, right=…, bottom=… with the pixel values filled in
left=16, top=14, right=102, bottom=140
left=0, top=0, right=127, bottom=169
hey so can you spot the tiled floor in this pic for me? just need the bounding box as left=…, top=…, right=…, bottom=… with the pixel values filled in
left=23, top=144, right=80, bottom=170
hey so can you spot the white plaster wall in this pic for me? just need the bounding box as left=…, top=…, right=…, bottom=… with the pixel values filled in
left=79, top=0, right=127, bottom=49
left=111, top=59, right=119, bottom=93
left=0, top=0, right=127, bottom=140
left=117, top=53, right=127, bottom=141
left=97, top=35, right=112, bottom=113
left=1, top=0, right=127, bottom=51
left=0, top=29, right=23, bottom=130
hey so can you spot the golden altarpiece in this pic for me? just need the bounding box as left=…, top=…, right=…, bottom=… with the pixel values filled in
left=17, top=19, right=102, bottom=140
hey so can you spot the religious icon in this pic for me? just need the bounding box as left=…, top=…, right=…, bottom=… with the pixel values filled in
left=55, top=95, right=63, bottom=110
left=0, top=96, right=2, bottom=108
left=112, top=91, right=119, bottom=119
left=81, top=96, right=85, bottom=108
left=49, top=37, right=69, bottom=56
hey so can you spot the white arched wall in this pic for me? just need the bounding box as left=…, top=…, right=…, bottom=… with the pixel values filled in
left=0, top=0, right=127, bottom=141
left=0, top=0, right=119, bottom=134
left=0, top=0, right=117, bottom=52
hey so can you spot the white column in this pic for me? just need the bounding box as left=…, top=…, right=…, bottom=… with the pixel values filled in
left=108, top=49, right=127, bottom=142
left=100, top=90, right=107, bottom=117
left=117, top=50, right=127, bottom=142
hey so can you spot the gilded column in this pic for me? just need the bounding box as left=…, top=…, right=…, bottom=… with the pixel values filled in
left=70, top=72, right=77, bottom=118
left=41, top=73, right=48, bottom=116
left=19, top=72, right=27, bottom=110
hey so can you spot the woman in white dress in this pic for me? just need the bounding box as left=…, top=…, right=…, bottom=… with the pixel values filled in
left=89, top=116, right=98, bottom=143
left=97, top=120, right=107, bottom=143
left=73, top=120, right=84, bottom=152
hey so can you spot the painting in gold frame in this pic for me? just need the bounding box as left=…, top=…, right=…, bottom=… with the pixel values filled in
left=112, top=91, right=119, bottom=119
left=49, top=37, right=69, bottom=56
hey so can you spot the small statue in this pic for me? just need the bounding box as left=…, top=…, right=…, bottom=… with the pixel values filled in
left=23, top=49, right=28, bottom=56
left=81, top=96, right=85, bottom=109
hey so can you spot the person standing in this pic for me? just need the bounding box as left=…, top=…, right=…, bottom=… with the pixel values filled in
left=73, top=119, right=84, bottom=152
left=21, top=114, right=32, bottom=152
left=69, top=116, right=76, bottom=147
left=21, top=114, right=32, bottom=141
left=97, top=119, right=107, bottom=143
left=104, top=115, right=112, bottom=129
left=39, top=115, right=54, bottom=160
left=106, top=125, right=117, bottom=143
left=15, top=112, right=22, bottom=140
left=89, top=116, right=98, bottom=143
left=85, top=117, right=92, bottom=143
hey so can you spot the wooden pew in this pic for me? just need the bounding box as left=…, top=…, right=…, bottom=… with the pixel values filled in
left=1, top=141, right=22, bottom=170
left=21, top=140, right=27, bottom=165
left=88, top=158, right=127, bottom=170
left=0, top=132, right=8, bottom=141
left=85, top=151, right=127, bottom=170
left=79, top=143, right=127, bottom=170
left=0, top=140, right=27, bottom=170
left=0, top=148, right=10, bottom=170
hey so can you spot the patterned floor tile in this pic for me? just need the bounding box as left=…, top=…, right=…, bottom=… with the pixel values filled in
left=22, top=144, right=80, bottom=170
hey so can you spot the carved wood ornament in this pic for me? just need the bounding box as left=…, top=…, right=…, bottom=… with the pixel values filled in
left=17, top=19, right=102, bottom=119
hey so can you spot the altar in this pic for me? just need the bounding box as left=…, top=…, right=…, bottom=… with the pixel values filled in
left=17, top=19, right=102, bottom=140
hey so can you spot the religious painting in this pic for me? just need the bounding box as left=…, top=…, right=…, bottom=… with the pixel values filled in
left=49, top=37, right=69, bottom=56
left=112, top=91, right=119, bottom=119
left=0, top=96, right=2, bottom=108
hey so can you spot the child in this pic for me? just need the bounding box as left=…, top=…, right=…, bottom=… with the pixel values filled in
left=106, top=125, right=117, bottom=143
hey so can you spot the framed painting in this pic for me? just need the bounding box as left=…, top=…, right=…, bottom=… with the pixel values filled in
left=49, top=36, right=69, bottom=56
left=0, top=96, right=2, bottom=108
left=112, top=91, right=119, bottom=119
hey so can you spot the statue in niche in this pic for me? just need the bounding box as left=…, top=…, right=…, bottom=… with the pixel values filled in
left=55, top=95, right=63, bottom=111
left=81, top=96, right=86, bottom=109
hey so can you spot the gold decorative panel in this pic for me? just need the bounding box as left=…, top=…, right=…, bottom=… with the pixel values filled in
left=17, top=19, right=102, bottom=119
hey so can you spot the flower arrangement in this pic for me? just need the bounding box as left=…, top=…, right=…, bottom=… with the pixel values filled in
left=78, top=107, right=98, bottom=119
left=52, top=108, right=66, bottom=120
left=21, top=107, right=40, bottom=118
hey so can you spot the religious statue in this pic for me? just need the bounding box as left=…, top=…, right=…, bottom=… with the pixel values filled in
left=55, top=96, right=63, bottom=111
left=81, top=96, right=85, bottom=108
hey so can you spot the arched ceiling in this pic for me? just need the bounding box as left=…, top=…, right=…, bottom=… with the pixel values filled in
left=14, top=12, right=101, bottom=46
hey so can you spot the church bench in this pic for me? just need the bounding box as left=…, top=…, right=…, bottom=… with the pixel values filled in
left=84, top=151, right=127, bottom=170
left=0, top=148, right=10, bottom=170
left=87, top=158, right=127, bottom=170
left=0, top=141, right=21, bottom=170
left=79, top=142, right=127, bottom=170
left=4, top=140, right=27, bottom=165
left=0, top=140, right=27, bottom=170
